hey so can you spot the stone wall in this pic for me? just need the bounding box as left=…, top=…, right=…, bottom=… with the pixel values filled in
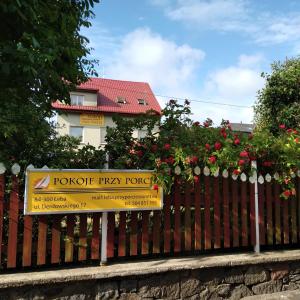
left=1, top=260, right=300, bottom=300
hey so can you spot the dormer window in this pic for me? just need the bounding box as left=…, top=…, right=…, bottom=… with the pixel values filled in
left=71, top=94, right=84, bottom=106
left=116, top=96, right=126, bottom=104
left=138, top=98, right=147, bottom=105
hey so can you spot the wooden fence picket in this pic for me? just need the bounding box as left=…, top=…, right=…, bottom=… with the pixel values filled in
left=184, top=184, right=191, bottom=251
left=152, top=211, right=161, bottom=254
left=291, top=196, right=297, bottom=244
left=107, top=212, right=115, bottom=258
left=37, top=215, right=47, bottom=265
left=7, top=175, right=19, bottom=268
left=78, top=214, right=87, bottom=261
left=22, top=214, right=33, bottom=267
left=223, top=176, right=230, bottom=248
left=174, top=180, right=181, bottom=252
left=118, top=211, right=126, bottom=257
left=213, top=177, right=220, bottom=249
left=204, top=176, right=211, bottom=250
left=51, top=215, right=61, bottom=264
left=249, top=182, right=256, bottom=246
left=91, top=213, right=100, bottom=260
left=141, top=211, right=149, bottom=255
left=258, top=182, right=266, bottom=245
left=163, top=194, right=171, bottom=253
left=241, top=180, right=248, bottom=247
left=130, top=212, right=138, bottom=256
left=274, top=184, right=281, bottom=244
left=232, top=179, right=239, bottom=247
left=194, top=179, right=201, bottom=250
left=65, top=214, right=75, bottom=263
left=0, top=174, right=4, bottom=266
left=266, top=181, right=273, bottom=245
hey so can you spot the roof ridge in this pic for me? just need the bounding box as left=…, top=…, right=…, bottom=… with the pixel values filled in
left=87, top=77, right=148, bottom=85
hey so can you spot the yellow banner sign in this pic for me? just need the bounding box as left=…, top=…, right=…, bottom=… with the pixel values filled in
left=80, top=113, right=104, bottom=126
left=25, top=170, right=162, bottom=215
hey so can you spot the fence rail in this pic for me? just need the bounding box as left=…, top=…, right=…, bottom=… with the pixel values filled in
left=1, top=171, right=300, bottom=270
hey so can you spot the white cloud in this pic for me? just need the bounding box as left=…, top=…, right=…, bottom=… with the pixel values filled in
left=253, top=15, right=300, bottom=45
left=167, top=0, right=248, bottom=32
left=152, top=0, right=300, bottom=46
left=105, top=27, right=205, bottom=101
left=194, top=54, right=265, bottom=123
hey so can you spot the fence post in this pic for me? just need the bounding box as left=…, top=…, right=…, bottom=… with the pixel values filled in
left=251, top=161, right=260, bottom=253
left=100, top=153, right=109, bottom=266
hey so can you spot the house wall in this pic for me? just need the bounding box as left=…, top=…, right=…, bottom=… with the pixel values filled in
left=56, top=112, right=153, bottom=148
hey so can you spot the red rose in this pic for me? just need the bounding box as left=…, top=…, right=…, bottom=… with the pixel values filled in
left=203, top=122, right=209, bottom=128
left=136, top=150, right=143, bottom=157
left=205, top=143, right=210, bottom=150
left=238, top=159, right=245, bottom=166
left=151, top=145, right=158, bottom=152
left=240, top=150, right=249, bottom=158
left=193, top=121, right=200, bottom=126
left=262, top=161, right=272, bottom=167
left=167, top=156, right=175, bottom=165
left=222, top=132, right=227, bottom=138
left=209, top=156, right=216, bottom=164
left=283, top=190, right=291, bottom=197
left=214, top=142, right=222, bottom=151
left=191, top=156, right=198, bottom=164
left=293, top=130, right=298, bottom=134
left=279, top=124, right=286, bottom=129
left=194, top=176, right=199, bottom=183
left=164, top=143, right=171, bottom=150
left=287, top=128, right=293, bottom=133
left=233, top=169, right=240, bottom=175
left=234, top=138, right=240, bottom=145
left=153, top=184, right=159, bottom=191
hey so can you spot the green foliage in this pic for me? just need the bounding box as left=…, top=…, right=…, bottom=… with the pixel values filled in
left=254, top=57, right=300, bottom=133
left=105, top=111, right=160, bottom=169
left=0, top=0, right=99, bottom=167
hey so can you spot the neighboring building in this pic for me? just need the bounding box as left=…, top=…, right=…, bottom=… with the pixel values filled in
left=52, top=78, right=161, bottom=148
left=230, top=122, right=254, bottom=133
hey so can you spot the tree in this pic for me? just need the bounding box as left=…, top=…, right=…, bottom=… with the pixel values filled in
left=0, top=0, right=99, bottom=165
left=254, top=57, right=300, bottom=133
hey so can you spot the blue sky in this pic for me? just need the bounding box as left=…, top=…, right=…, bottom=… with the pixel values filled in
left=82, top=0, right=300, bottom=124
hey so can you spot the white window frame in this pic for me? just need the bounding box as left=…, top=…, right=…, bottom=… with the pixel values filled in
left=138, top=129, right=147, bottom=139
left=138, top=98, right=147, bottom=105
left=116, top=96, right=126, bottom=104
left=69, top=126, right=84, bottom=143
left=100, top=127, right=107, bottom=145
left=70, top=94, right=85, bottom=106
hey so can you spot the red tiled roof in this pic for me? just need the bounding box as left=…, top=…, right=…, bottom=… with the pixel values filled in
left=52, top=78, right=161, bottom=115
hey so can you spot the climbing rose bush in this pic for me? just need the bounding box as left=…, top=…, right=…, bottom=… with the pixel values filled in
left=105, top=100, right=300, bottom=198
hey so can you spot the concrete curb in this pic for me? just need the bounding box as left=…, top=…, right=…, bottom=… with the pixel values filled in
left=1, top=250, right=300, bottom=289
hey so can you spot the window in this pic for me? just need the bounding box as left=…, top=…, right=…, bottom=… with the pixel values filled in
left=138, top=130, right=147, bottom=139
left=138, top=98, right=147, bottom=105
left=116, top=96, right=126, bottom=104
left=70, top=126, right=83, bottom=143
left=100, top=128, right=107, bottom=144
left=71, top=94, right=84, bottom=106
